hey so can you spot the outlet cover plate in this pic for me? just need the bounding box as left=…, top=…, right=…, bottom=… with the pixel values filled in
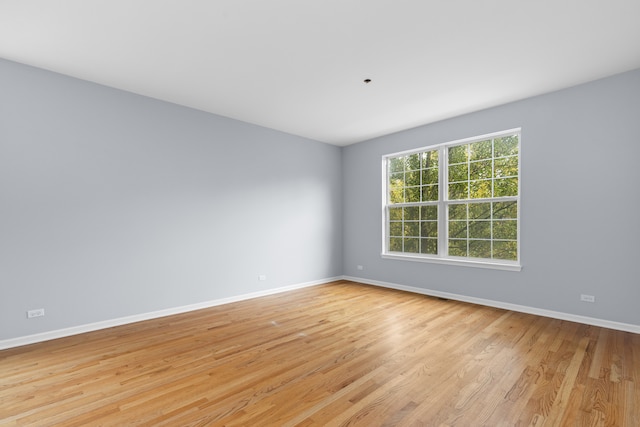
left=580, top=294, right=595, bottom=303
left=27, top=308, right=45, bottom=318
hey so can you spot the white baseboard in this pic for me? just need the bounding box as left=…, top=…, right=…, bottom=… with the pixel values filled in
left=0, top=277, right=341, bottom=351
left=4, top=275, right=636, bottom=351
left=342, top=275, right=640, bottom=334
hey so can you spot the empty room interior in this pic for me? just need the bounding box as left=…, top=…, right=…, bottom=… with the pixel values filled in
left=1, top=1, right=640, bottom=426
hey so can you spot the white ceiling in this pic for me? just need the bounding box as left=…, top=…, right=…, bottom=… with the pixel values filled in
left=1, top=1, right=640, bottom=146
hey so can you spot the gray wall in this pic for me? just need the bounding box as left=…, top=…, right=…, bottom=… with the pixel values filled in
left=343, top=69, right=640, bottom=326
left=2, top=57, right=639, bottom=344
left=0, top=59, right=343, bottom=341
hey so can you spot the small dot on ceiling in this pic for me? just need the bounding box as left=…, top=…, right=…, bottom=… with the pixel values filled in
left=363, top=79, right=372, bottom=84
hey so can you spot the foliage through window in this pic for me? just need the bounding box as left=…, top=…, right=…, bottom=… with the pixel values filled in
left=383, top=130, right=520, bottom=269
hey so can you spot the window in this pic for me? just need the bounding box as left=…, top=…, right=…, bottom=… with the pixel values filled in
left=382, top=129, right=520, bottom=270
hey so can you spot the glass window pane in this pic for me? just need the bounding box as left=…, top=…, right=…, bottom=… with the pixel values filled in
left=448, top=220, right=468, bottom=238
left=469, top=180, right=492, bottom=199
left=448, top=204, right=467, bottom=220
left=448, top=239, right=467, bottom=257
left=493, top=219, right=517, bottom=240
left=493, top=240, right=517, bottom=260
left=468, top=202, right=491, bottom=219
left=406, top=170, right=420, bottom=186
left=469, top=140, right=492, bottom=161
left=389, top=157, right=405, bottom=173
left=448, top=163, right=468, bottom=182
left=422, top=150, right=438, bottom=169
left=389, top=172, right=405, bottom=204
left=421, top=221, right=438, bottom=238
left=405, top=222, right=419, bottom=236
left=494, top=156, right=518, bottom=178
left=493, top=201, right=517, bottom=219
left=494, top=136, right=519, bottom=157
left=448, top=145, right=468, bottom=164
left=390, top=237, right=403, bottom=252
left=389, top=172, right=404, bottom=184
left=469, top=160, right=492, bottom=180
left=469, top=221, right=491, bottom=239
left=469, top=240, right=491, bottom=258
left=448, top=182, right=468, bottom=200
left=389, top=207, right=403, bottom=221
left=421, top=238, right=438, bottom=255
left=421, top=184, right=438, bottom=202
left=389, top=222, right=403, bottom=236
left=404, top=238, right=419, bottom=253
left=406, top=153, right=421, bottom=170
left=406, top=186, right=421, bottom=202
left=494, top=177, right=518, bottom=197
left=389, top=188, right=404, bottom=204
left=422, top=168, right=438, bottom=185
left=404, top=206, right=420, bottom=220
left=421, top=205, right=438, bottom=220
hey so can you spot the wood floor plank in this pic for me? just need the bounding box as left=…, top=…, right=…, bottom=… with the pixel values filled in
left=1, top=280, right=638, bottom=426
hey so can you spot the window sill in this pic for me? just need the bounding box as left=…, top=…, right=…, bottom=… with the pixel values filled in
left=381, top=253, right=522, bottom=271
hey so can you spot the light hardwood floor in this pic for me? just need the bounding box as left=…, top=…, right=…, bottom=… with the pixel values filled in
left=1, top=280, right=639, bottom=426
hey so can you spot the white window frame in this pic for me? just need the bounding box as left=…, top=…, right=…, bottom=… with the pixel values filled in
left=381, top=129, right=522, bottom=271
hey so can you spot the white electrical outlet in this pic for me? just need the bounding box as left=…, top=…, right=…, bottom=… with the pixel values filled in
left=357, top=265, right=364, bottom=270
left=580, top=294, right=595, bottom=303
left=27, top=308, right=45, bottom=318
left=258, top=275, right=267, bottom=281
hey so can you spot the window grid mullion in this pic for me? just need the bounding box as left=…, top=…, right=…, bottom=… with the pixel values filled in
left=491, top=140, right=495, bottom=258
left=440, top=145, right=448, bottom=258
left=465, top=144, right=470, bottom=257
left=420, top=163, right=424, bottom=254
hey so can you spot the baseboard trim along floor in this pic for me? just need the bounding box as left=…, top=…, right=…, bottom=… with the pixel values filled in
left=344, top=275, right=640, bottom=334
left=0, top=276, right=341, bottom=350
left=3, top=274, right=637, bottom=351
